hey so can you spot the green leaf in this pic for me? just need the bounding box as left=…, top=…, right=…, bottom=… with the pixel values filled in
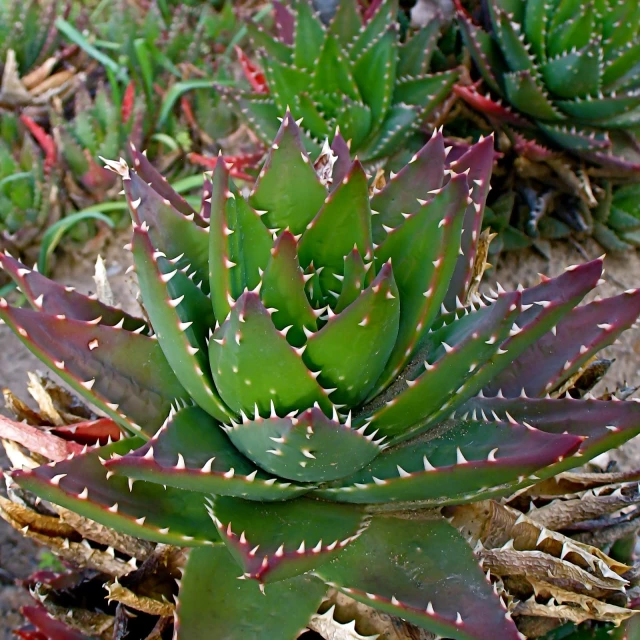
left=209, top=292, right=333, bottom=417
left=541, top=41, right=602, bottom=99
left=370, top=130, right=446, bottom=243
left=397, top=18, right=442, bottom=77
left=226, top=405, right=381, bottom=482
left=219, top=89, right=282, bottom=147
left=493, top=10, right=536, bottom=73
left=503, top=70, right=565, bottom=121
left=125, top=171, right=210, bottom=294
left=249, top=113, right=326, bottom=235
left=132, top=226, right=231, bottom=423
left=316, top=417, right=580, bottom=505
left=108, top=405, right=310, bottom=501
left=316, top=516, right=522, bottom=640
left=293, top=0, right=326, bottom=69
left=365, top=291, right=521, bottom=442
left=304, top=263, right=399, bottom=407
left=208, top=158, right=273, bottom=318
left=246, top=20, right=293, bottom=64
left=13, top=439, right=220, bottom=546
left=260, top=230, right=318, bottom=347
left=523, top=0, right=549, bottom=60
left=334, top=248, right=367, bottom=313
left=353, top=24, right=397, bottom=124
left=263, top=58, right=311, bottom=115
left=176, top=546, right=326, bottom=640
left=209, top=495, right=368, bottom=582
left=313, top=34, right=361, bottom=103
left=326, top=0, right=362, bottom=46
left=369, top=174, right=469, bottom=396
left=298, top=160, right=373, bottom=294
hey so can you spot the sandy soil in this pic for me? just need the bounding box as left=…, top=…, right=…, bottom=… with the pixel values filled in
left=1, top=234, right=640, bottom=634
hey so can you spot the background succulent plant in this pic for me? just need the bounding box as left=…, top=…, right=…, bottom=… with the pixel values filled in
left=0, top=113, right=61, bottom=261
left=456, top=0, right=640, bottom=172
left=226, top=0, right=460, bottom=165
left=2, top=114, right=640, bottom=638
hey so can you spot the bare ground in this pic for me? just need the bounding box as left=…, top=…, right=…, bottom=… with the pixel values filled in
left=1, top=235, right=640, bottom=634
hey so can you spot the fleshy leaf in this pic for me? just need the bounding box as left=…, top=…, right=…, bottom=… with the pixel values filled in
left=129, top=142, right=197, bottom=220
left=303, top=263, right=399, bottom=407
left=132, top=225, right=231, bottom=423
left=298, top=159, right=373, bottom=294
left=370, top=129, right=446, bottom=243
left=316, top=417, right=581, bottom=505
left=360, top=291, right=520, bottom=442
left=260, top=230, right=318, bottom=347
left=485, top=288, right=640, bottom=397
left=0, top=253, right=148, bottom=333
left=0, top=302, right=186, bottom=436
left=352, top=24, right=397, bottom=124
left=334, top=248, right=368, bottom=313
left=225, top=406, right=382, bottom=482
left=125, top=170, right=210, bottom=294
left=316, top=516, right=522, bottom=640
left=13, top=439, right=220, bottom=546
left=176, top=546, right=326, bottom=640
left=464, top=395, right=640, bottom=478
left=209, top=292, right=333, bottom=417
left=107, top=406, right=309, bottom=501
left=208, top=157, right=273, bottom=321
left=444, top=135, right=495, bottom=307
left=369, top=173, right=469, bottom=395
left=209, top=495, right=368, bottom=582
left=248, top=112, right=326, bottom=235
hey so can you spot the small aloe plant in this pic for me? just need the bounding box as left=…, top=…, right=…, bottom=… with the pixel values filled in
left=226, top=0, right=459, bottom=165
left=456, top=0, right=640, bottom=171
left=0, top=114, right=57, bottom=254
left=3, top=114, right=640, bottom=639
left=52, top=82, right=144, bottom=205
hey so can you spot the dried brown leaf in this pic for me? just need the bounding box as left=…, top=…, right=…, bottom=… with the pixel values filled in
left=0, top=414, right=82, bottom=461
left=479, top=546, right=625, bottom=599
left=448, top=500, right=629, bottom=582
left=317, top=590, right=435, bottom=640
left=57, top=507, right=154, bottom=562
left=527, top=483, right=640, bottom=530
left=106, top=580, right=174, bottom=617
left=465, top=228, right=496, bottom=303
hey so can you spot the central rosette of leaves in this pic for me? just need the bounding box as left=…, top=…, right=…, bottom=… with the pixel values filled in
left=124, top=112, right=489, bottom=485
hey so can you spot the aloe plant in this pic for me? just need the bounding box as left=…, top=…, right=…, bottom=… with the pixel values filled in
left=52, top=82, right=144, bottom=205
left=0, top=0, right=62, bottom=77
left=0, top=113, right=58, bottom=255
left=226, top=0, right=459, bottom=165
left=2, top=115, right=640, bottom=639
left=456, top=0, right=640, bottom=171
